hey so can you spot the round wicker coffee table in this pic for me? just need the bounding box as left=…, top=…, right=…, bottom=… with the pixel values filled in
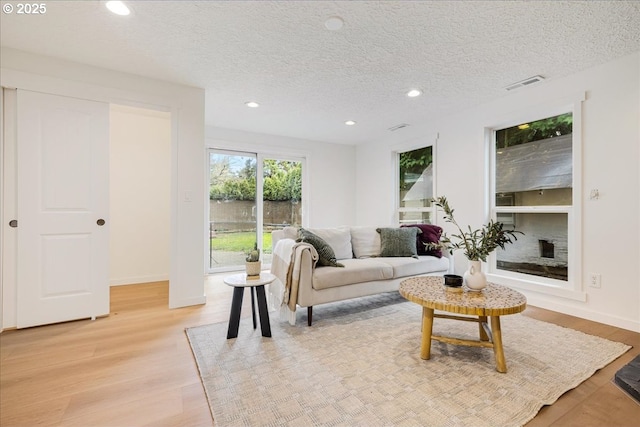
left=399, top=276, right=527, bottom=373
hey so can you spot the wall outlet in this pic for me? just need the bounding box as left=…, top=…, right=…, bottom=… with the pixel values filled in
left=589, top=273, right=601, bottom=288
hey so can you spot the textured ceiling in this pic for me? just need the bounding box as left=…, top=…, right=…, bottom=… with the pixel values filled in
left=2, top=1, right=639, bottom=145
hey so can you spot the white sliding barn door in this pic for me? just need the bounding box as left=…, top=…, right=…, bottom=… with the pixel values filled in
left=16, top=90, right=110, bottom=328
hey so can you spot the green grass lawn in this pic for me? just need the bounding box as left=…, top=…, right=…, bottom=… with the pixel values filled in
left=210, top=231, right=273, bottom=253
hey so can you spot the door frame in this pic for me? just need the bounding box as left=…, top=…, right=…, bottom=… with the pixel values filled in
left=1, top=88, right=18, bottom=332
left=0, top=88, right=8, bottom=331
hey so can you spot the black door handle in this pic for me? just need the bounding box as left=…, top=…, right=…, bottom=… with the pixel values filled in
left=97, top=219, right=106, bottom=226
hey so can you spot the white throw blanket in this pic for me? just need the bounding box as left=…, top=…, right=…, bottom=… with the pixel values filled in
left=269, top=239, right=318, bottom=325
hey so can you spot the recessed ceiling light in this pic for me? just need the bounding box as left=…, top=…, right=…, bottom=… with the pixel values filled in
left=245, top=101, right=260, bottom=108
left=105, top=1, right=130, bottom=16
left=407, top=89, right=422, bottom=98
left=325, top=16, right=344, bottom=31
left=345, top=120, right=356, bottom=126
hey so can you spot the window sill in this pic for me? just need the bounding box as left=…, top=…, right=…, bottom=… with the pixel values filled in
left=486, top=273, right=587, bottom=302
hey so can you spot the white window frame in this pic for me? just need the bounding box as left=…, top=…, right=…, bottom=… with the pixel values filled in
left=486, top=93, right=586, bottom=301
left=395, top=139, right=437, bottom=225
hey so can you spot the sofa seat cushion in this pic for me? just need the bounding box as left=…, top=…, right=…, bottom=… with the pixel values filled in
left=378, top=255, right=450, bottom=279
left=312, top=258, right=394, bottom=290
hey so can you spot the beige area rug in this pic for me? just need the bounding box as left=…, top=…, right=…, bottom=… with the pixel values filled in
left=186, top=293, right=631, bottom=427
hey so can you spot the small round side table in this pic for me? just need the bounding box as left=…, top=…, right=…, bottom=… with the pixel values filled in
left=223, top=272, right=276, bottom=339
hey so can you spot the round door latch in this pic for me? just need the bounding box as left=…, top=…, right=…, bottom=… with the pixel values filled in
left=9, top=220, right=18, bottom=228
left=97, top=219, right=106, bottom=226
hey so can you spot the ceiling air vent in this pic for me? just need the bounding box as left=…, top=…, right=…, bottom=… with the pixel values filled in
left=388, top=123, right=410, bottom=132
left=504, top=75, right=545, bottom=91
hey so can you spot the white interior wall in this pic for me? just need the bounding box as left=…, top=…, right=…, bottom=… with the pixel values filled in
left=356, top=52, right=640, bottom=332
left=206, top=127, right=357, bottom=228
left=0, top=48, right=205, bottom=327
left=109, top=105, right=171, bottom=286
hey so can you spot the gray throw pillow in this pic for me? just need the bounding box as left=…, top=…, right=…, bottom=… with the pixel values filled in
left=297, top=228, right=345, bottom=267
left=376, top=227, right=421, bottom=259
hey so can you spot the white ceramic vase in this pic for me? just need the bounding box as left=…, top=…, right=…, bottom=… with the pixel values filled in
left=464, top=260, right=487, bottom=291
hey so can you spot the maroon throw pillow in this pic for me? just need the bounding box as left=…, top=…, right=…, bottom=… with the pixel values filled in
left=401, top=224, right=443, bottom=258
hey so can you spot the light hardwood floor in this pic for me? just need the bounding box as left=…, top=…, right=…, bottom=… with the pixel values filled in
left=1, top=276, right=638, bottom=426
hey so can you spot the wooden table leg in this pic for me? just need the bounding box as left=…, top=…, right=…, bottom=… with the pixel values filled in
left=420, top=307, right=434, bottom=360
left=227, top=287, right=245, bottom=339
left=479, top=315, right=489, bottom=341
left=255, top=285, right=272, bottom=338
left=490, top=316, right=507, bottom=373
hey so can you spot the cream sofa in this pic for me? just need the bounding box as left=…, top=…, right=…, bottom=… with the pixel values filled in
left=270, top=226, right=453, bottom=325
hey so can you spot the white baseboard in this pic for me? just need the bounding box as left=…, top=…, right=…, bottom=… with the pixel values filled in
left=110, top=274, right=169, bottom=286
left=169, top=294, right=206, bottom=309
left=524, top=293, right=640, bottom=333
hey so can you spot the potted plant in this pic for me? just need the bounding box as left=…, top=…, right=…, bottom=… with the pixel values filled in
left=245, top=243, right=261, bottom=277
left=429, top=196, right=522, bottom=291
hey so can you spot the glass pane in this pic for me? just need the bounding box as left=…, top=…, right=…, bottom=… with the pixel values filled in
left=399, top=146, right=433, bottom=208
left=399, top=211, right=432, bottom=224
left=209, top=152, right=257, bottom=269
left=496, top=212, right=568, bottom=281
left=262, top=159, right=303, bottom=263
left=495, top=113, right=572, bottom=206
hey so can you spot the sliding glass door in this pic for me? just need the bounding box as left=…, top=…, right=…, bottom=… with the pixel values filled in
left=208, top=151, right=258, bottom=271
left=208, top=150, right=304, bottom=272
left=261, top=158, right=303, bottom=265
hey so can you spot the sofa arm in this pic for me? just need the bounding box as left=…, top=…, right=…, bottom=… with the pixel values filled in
left=270, top=236, right=316, bottom=307
left=292, top=249, right=316, bottom=308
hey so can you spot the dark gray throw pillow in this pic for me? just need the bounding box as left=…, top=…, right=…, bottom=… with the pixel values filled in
left=297, top=228, right=345, bottom=267
left=376, top=227, right=421, bottom=259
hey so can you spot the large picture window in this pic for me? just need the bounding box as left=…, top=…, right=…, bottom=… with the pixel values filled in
left=397, top=146, right=434, bottom=224
left=490, top=110, right=579, bottom=291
